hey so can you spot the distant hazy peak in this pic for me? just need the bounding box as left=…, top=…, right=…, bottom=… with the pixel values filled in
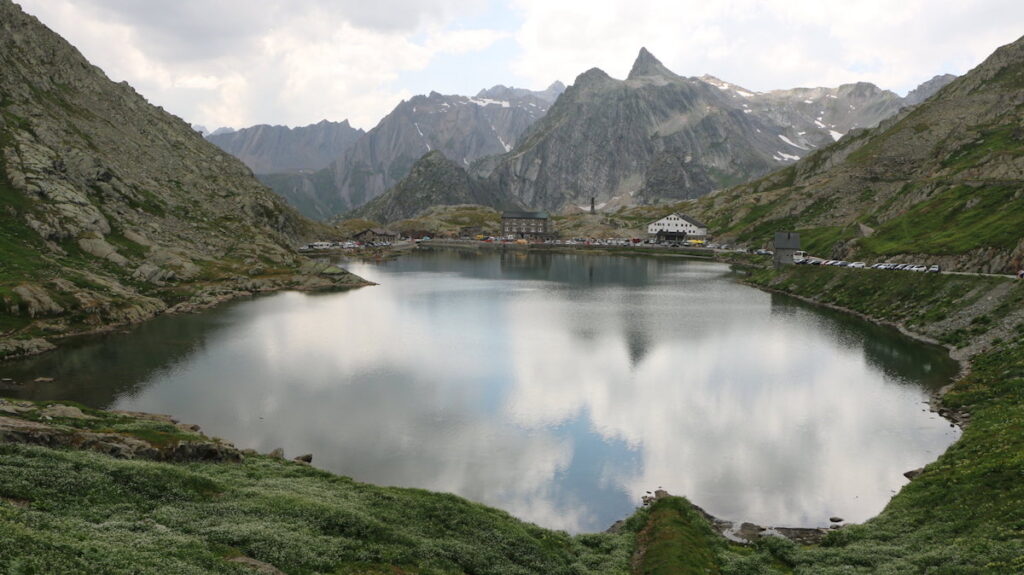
left=627, top=47, right=678, bottom=81
left=546, top=80, right=567, bottom=93
left=475, top=83, right=566, bottom=104
left=903, top=73, right=957, bottom=106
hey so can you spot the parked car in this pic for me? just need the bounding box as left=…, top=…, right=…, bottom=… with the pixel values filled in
left=928, top=265, right=941, bottom=273
left=850, top=262, right=866, bottom=268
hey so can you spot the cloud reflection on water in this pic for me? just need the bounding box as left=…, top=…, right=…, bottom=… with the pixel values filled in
left=73, top=253, right=960, bottom=532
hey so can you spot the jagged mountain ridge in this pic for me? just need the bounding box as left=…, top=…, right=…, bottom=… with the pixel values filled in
left=0, top=0, right=358, bottom=357
left=261, top=83, right=564, bottom=220
left=696, top=36, right=1024, bottom=273
left=481, top=48, right=955, bottom=213
left=346, top=151, right=523, bottom=223
left=207, top=119, right=365, bottom=174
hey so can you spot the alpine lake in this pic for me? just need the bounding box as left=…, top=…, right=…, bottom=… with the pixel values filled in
left=0, top=249, right=960, bottom=533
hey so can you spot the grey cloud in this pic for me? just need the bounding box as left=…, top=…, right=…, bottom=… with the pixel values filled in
left=68, top=0, right=283, bottom=61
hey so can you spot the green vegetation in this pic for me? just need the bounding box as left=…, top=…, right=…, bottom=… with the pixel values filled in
left=391, top=205, right=501, bottom=237
left=634, top=498, right=722, bottom=575
left=0, top=400, right=636, bottom=575
left=796, top=226, right=856, bottom=258
left=940, top=124, right=1024, bottom=173
left=859, top=183, right=1024, bottom=255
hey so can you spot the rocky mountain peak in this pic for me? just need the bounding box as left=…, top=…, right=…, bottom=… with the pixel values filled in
left=573, top=67, right=615, bottom=89
left=627, top=47, right=678, bottom=81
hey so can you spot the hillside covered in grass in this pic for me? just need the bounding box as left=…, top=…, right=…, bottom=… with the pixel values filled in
left=0, top=399, right=641, bottom=574
left=695, top=35, right=1024, bottom=273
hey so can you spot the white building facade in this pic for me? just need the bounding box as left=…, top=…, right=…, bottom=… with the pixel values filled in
left=646, top=213, right=708, bottom=240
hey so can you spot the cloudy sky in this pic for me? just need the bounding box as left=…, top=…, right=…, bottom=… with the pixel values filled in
left=17, top=0, right=1024, bottom=131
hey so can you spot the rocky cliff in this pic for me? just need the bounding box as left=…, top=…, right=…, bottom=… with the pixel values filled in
left=0, top=0, right=365, bottom=359
left=483, top=48, right=956, bottom=213
left=207, top=119, right=364, bottom=174
left=262, top=83, right=564, bottom=220
left=697, top=36, right=1024, bottom=273
left=346, top=151, right=522, bottom=223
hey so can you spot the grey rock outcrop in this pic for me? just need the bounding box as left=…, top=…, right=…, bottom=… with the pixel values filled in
left=0, top=412, right=242, bottom=463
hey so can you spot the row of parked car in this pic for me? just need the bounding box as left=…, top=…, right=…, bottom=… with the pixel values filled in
left=797, top=257, right=940, bottom=273
left=299, top=240, right=393, bottom=251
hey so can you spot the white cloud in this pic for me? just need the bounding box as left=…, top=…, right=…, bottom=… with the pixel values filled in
left=510, top=0, right=1024, bottom=94
left=14, top=0, right=1024, bottom=130
left=16, top=0, right=505, bottom=129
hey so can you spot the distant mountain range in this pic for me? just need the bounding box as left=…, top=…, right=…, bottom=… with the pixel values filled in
left=206, top=49, right=954, bottom=224
left=251, top=83, right=564, bottom=220
left=482, top=48, right=954, bottom=214
left=695, top=35, right=1024, bottom=273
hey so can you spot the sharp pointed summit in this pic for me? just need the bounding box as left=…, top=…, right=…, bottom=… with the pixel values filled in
left=627, top=47, right=678, bottom=80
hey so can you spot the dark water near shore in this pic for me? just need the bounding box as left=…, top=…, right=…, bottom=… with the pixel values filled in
left=0, top=250, right=960, bottom=532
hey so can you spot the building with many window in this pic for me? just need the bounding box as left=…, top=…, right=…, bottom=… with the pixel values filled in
left=646, top=213, right=708, bottom=243
left=501, top=211, right=554, bottom=239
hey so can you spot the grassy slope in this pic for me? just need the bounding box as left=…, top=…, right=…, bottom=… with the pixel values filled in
left=691, top=43, right=1024, bottom=268
left=724, top=267, right=1024, bottom=574
left=0, top=402, right=634, bottom=575
left=633, top=498, right=724, bottom=575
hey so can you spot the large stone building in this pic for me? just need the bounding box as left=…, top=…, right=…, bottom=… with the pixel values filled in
left=501, top=211, right=554, bottom=239
left=647, top=213, right=708, bottom=243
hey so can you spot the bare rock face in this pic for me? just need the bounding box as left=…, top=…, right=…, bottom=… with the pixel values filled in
left=207, top=119, right=365, bottom=175
left=481, top=48, right=946, bottom=213
left=0, top=0, right=366, bottom=358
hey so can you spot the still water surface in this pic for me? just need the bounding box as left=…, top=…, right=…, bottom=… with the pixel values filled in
left=1, top=250, right=960, bottom=532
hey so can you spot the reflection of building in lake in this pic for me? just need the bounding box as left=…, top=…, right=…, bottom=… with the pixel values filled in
left=501, top=211, right=554, bottom=239
left=500, top=251, right=553, bottom=278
